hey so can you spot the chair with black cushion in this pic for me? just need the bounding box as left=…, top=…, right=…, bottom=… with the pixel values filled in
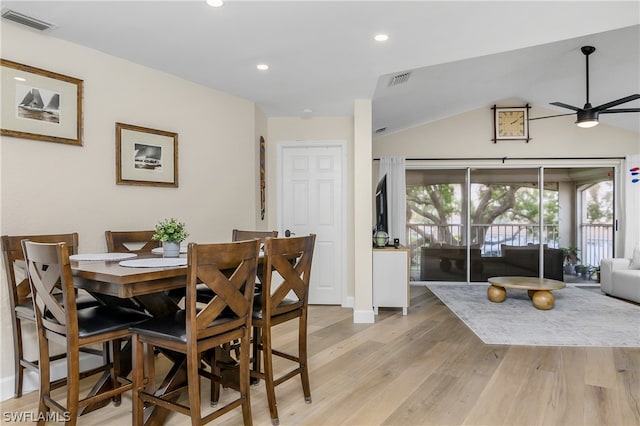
left=197, top=230, right=277, bottom=305
left=232, top=229, right=278, bottom=243
left=130, top=239, right=261, bottom=426
left=105, top=230, right=161, bottom=253
left=250, top=234, right=316, bottom=426
left=1, top=233, right=102, bottom=398
left=22, top=240, right=150, bottom=426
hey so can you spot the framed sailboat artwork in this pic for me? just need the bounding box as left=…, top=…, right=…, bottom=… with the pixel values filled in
left=1, top=59, right=83, bottom=146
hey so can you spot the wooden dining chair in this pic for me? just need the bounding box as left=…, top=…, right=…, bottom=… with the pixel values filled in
left=250, top=234, right=316, bottom=426
left=232, top=229, right=278, bottom=243
left=1, top=233, right=103, bottom=398
left=105, top=230, right=161, bottom=253
left=197, top=230, right=277, bottom=305
left=130, top=239, right=261, bottom=426
left=22, top=240, right=150, bottom=426
left=233, top=229, right=277, bottom=280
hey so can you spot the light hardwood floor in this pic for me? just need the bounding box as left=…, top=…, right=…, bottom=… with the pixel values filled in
left=2, top=286, right=638, bottom=425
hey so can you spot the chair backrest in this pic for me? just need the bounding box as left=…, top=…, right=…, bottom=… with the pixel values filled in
left=261, top=234, right=316, bottom=317
left=232, top=229, right=278, bottom=243
left=21, top=241, right=77, bottom=343
left=2, top=233, right=79, bottom=311
left=185, top=240, right=261, bottom=344
left=105, top=230, right=160, bottom=253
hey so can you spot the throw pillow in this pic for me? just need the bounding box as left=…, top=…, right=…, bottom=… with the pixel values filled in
left=630, top=245, right=640, bottom=269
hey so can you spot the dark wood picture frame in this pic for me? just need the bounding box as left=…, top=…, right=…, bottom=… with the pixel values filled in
left=1, top=59, right=83, bottom=146
left=116, top=122, right=178, bottom=188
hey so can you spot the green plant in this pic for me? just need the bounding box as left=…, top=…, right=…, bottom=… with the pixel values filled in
left=152, top=218, right=188, bottom=243
left=561, top=246, right=580, bottom=265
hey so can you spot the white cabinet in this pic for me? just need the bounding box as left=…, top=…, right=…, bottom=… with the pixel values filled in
left=372, top=247, right=409, bottom=315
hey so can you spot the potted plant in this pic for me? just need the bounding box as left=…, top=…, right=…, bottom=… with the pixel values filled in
left=152, top=218, right=188, bottom=257
left=575, top=264, right=594, bottom=279
left=561, top=246, right=580, bottom=274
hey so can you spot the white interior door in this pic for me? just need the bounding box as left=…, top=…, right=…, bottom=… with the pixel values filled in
left=279, top=143, right=344, bottom=305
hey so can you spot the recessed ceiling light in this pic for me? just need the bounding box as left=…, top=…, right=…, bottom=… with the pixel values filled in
left=257, top=64, right=269, bottom=71
left=206, top=0, right=224, bottom=7
left=374, top=34, right=389, bottom=42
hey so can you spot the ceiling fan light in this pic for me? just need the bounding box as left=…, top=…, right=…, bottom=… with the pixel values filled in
left=576, top=119, right=599, bottom=128
left=575, top=109, right=599, bottom=128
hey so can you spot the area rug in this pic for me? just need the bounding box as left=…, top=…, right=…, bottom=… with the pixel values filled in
left=427, top=284, right=640, bottom=347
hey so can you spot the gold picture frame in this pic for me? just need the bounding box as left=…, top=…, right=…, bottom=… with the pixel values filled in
left=116, top=123, right=178, bottom=187
left=1, top=59, right=83, bottom=146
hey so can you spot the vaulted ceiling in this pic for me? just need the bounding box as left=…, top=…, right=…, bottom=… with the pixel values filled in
left=2, top=1, right=639, bottom=134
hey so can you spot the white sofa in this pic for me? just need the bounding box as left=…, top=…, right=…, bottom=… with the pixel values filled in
left=600, top=257, right=640, bottom=303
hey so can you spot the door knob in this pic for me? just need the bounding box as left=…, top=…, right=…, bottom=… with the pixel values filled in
left=285, top=229, right=296, bottom=237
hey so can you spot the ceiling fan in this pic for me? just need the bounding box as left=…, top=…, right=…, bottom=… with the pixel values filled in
left=530, top=46, right=640, bottom=128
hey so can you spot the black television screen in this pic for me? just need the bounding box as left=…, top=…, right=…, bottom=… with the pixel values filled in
left=375, top=174, right=388, bottom=233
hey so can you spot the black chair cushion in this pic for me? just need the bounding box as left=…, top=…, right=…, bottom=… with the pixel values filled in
left=15, top=293, right=101, bottom=318
left=129, top=310, right=239, bottom=344
left=252, top=297, right=299, bottom=320
left=76, top=306, right=150, bottom=339
left=76, top=293, right=103, bottom=309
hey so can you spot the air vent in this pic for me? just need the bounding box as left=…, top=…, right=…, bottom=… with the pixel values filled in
left=375, top=127, right=387, bottom=134
left=1, top=9, right=57, bottom=31
left=388, top=72, right=411, bottom=87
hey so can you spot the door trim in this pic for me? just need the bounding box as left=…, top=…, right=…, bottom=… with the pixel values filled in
left=277, top=140, right=347, bottom=306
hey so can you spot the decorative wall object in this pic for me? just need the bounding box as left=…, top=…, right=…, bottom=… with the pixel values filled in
left=492, top=104, right=530, bottom=143
left=116, top=122, right=178, bottom=187
left=260, top=135, right=266, bottom=220
left=1, top=59, right=83, bottom=146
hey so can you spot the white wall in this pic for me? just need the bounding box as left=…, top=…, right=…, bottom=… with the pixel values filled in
left=1, top=23, right=259, bottom=398
left=373, top=105, right=639, bottom=158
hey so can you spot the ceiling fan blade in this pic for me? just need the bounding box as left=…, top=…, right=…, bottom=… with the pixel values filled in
left=550, top=102, right=581, bottom=112
left=593, top=94, right=640, bottom=111
left=599, top=108, right=640, bottom=114
left=529, top=113, right=576, bottom=121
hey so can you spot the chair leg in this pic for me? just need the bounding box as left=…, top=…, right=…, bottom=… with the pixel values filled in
left=186, top=345, right=202, bottom=426
left=131, top=335, right=145, bottom=426
left=211, top=347, right=220, bottom=406
left=262, top=326, right=279, bottom=426
left=12, top=318, right=25, bottom=398
left=299, top=314, right=312, bottom=403
left=145, top=342, right=156, bottom=396
left=66, top=349, right=81, bottom=426
left=239, top=331, right=253, bottom=426
left=111, top=339, right=122, bottom=406
left=36, top=332, right=50, bottom=426
left=251, top=326, right=262, bottom=384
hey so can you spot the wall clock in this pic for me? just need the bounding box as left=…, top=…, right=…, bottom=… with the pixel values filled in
left=492, top=105, right=530, bottom=142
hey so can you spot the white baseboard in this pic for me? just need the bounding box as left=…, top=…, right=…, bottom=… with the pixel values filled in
left=0, top=353, right=104, bottom=402
left=353, top=309, right=375, bottom=323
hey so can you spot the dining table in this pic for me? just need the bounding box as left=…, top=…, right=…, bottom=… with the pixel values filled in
left=71, top=252, right=190, bottom=426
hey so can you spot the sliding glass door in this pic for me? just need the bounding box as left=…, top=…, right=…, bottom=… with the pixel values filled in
left=407, top=166, right=614, bottom=284
left=407, top=169, right=466, bottom=282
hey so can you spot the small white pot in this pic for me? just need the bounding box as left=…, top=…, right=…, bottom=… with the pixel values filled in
left=163, top=241, right=180, bottom=258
